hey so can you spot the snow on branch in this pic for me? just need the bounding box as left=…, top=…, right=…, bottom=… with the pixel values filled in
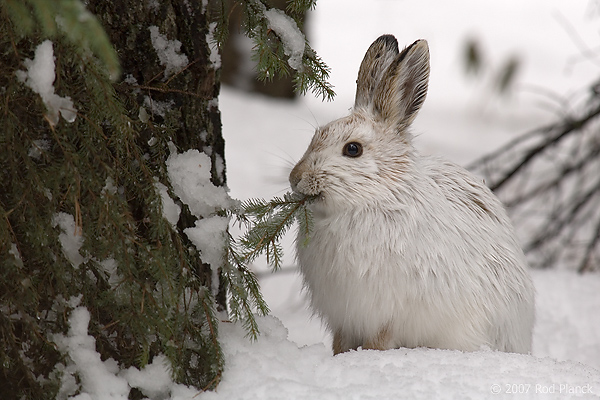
left=16, top=40, right=77, bottom=126
left=165, top=146, right=234, bottom=299
left=53, top=305, right=199, bottom=399
left=231, top=0, right=335, bottom=100
left=263, top=8, right=306, bottom=72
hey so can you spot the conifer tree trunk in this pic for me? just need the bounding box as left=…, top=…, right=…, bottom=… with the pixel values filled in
left=86, top=0, right=227, bottom=305
left=1, top=1, right=228, bottom=397
left=88, top=0, right=225, bottom=162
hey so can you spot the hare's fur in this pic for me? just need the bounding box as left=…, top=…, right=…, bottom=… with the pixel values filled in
left=290, top=36, right=534, bottom=355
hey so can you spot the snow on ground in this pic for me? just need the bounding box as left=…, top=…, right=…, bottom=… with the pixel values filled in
left=199, top=270, right=600, bottom=400
left=58, top=278, right=600, bottom=399
left=203, top=315, right=600, bottom=400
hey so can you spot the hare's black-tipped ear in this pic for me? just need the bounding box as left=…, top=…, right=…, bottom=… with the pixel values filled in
left=373, top=39, right=430, bottom=130
left=354, top=35, right=399, bottom=109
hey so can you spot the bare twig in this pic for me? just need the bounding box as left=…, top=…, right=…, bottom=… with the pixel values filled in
left=469, top=100, right=600, bottom=191
left=469, top=91, right=600, bottom=272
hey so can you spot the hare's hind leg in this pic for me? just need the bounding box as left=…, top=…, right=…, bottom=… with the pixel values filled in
left=333, top=324, right=394, bottom=355
left=363, top=323, right=393, bottom=351
left=332, top=329, right=359, bottom=355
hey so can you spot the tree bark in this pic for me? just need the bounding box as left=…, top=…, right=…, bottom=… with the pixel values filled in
left=87, top=0, right=228, bottom=308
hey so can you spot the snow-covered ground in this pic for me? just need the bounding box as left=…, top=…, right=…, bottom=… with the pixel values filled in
left=217, top=1, right=600, bottom=399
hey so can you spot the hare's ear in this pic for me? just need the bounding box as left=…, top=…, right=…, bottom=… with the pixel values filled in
left=354, top=35, right=399, bottom=109
left=373, top=40, right=430, bottom=130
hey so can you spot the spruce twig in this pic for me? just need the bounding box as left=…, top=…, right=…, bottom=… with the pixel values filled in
left=237, top=191, right=315, bottom=270
left=225, top=0, right=335, bottom=100
left=222, top=192, right=315, bottom=339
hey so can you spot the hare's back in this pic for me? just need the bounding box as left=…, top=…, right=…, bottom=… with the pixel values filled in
left=421, top=157, right=513, bottom=229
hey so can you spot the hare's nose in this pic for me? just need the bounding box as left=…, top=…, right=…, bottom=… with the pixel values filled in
left=289, top=162, right=303, bottom=191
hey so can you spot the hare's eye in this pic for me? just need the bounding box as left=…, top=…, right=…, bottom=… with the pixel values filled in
left=343, top=142, right=363, bottom=158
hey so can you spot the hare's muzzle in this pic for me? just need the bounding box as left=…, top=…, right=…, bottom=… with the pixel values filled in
left=289, top=162, right=303, bottom=193
left=290, top=159, right=321, bottom=196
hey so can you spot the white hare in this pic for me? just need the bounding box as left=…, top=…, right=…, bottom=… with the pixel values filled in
left=289, top=35, right=534, bottom=355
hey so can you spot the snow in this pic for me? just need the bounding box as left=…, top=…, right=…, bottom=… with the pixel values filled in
left=54, top=301, right=600, bottom=399
left=52, top=212, right=85, bottom=269
left=8, top=243, right=22, bottom=266
left=532, top=270, right=600, bottom=369
left=101, top=177, right=117, bottom=196
left=146, top=0, right=160, bottom=13
left=28, top=139, right=50, bottom=159
left=165, top=147, right=233, bottom=297
left=197, top=269, right=600, bottom=400
left=264, top=8, right=306, bottom=72
left=143, top=96, right=175, bottom=117
left=149, top=26, right=189, bottom=78
left=165, top=147, right=233, bottom=218
left=17, top=40, right=77, bottom=126
left=216, top=0, right=600, bottom=398
left=202, top=316, right=600, bottom=400
left=184, top=215, right=229, bottom=272
left=154, top=180, right=181, bottom=227
left=53, top=306, right=198, bottom=400
left=53, top=307, right=130, bottom=400
left=121, top=356, right=173, bottom=399
left=98, top=258, right=121, bottom=289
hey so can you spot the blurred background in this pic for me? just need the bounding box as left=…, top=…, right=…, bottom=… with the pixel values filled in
left=220, top=0, right=600, bottom=364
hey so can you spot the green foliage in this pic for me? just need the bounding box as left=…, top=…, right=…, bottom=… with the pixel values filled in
left=212, top=0, right=335, bottom=100
left=286, top=0, right=318, bottom=13
left=1, top=0, right=119, bottom=79
left=236, top=192, right=315, bottom=270
left=225, top=192, right=315, bottom=338
left=0, top=2, right=222, bottom=397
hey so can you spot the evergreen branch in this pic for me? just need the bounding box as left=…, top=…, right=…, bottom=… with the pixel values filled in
left=236, top=192, right=315, bottom=270
left=2, top=0, right=35, bottom=34
left=287, top=0, right=318, bottom=13
left=1, top=0, right=232, bottom=394
left=220, top=192, right=314, bottom=339
left=238, top=0, right=335, bottom=100
left=5, top=0, right=120, bottom=80
left=207, top=0, right=232, bottom=46
left=131, top=84, right=207, bottom=99
left=222, top=256, right=263, bottom=339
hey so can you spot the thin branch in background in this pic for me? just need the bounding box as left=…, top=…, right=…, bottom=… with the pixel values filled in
left=518, top=83, right=572, bottom=117
left=580, top=217, right=600, bottom=272
left=469, top=99, right=600, bottom=191
left=469, top=91, right=600, bottom=272
left=254, top=264, right=298, bottom=278
left=554, top=10, right=600, bottom=70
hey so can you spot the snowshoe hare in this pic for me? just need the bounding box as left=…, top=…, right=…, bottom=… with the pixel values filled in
left=289, top=35, right=534, bottom=355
